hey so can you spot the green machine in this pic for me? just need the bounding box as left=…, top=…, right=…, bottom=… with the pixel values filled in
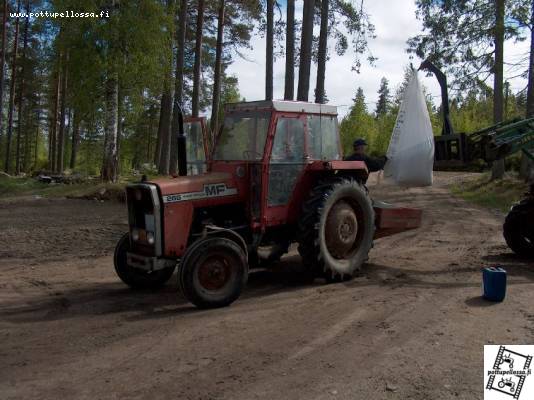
left=420, top=60, right=534, bottom=258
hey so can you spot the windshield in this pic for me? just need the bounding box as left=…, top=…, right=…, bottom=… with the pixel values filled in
left=213, top=111, right=271, bottom=161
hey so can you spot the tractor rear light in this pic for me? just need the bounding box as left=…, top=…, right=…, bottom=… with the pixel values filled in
left=131, top=228, right=140, bottom=241
left=146, top=231, right=155, bottom=245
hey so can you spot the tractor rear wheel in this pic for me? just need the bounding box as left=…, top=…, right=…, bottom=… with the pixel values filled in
left=503, top=199, right=534, bottom=258
left=114, top=233, right=176, bottom=289
left=297, top=178, right=375, bottom=281
left=178, top=237, right=248, bottom=308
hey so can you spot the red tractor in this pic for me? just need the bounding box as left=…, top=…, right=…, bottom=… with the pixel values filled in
left=114, top=101, right=422, bottom=308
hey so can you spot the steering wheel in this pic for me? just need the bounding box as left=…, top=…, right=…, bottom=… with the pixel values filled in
left=242, top=150, right=262, bottom=160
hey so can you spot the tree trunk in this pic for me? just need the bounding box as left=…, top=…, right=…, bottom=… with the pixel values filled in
left=154, top=109, right=162, bottom=165
left=211, top=0, right=225, bottom=134
left=22, top=98, right=30, bottom=171
left=33, top=92, right=40, bottom=169
left=148, top=104, right=156, bottom=163
left=56, top=51, right=68, bottom=173
left=284, top=0, right=295, bottom=100
left=116, top=87, right=123, bottom=174
left=69, top=111, right=79, bottom=169
left=520, top=0, right=534, bottom=182
left=315, top=0, right=329, bottom=104
left=157, top=91, right=172, bottom=175
left=0, top=0, right=8, bottom=141
left=50, top=67, right=61, bottom=172
left=15, top=4, right=29, bottom=174
left=297, top=0, right=314, bottom=102
left=170, top=0, right=188, bottom=175
left=47, top=116, right=52, bottom=167
left=491, top=0, right=505, bottom=180
left=101, top=71, right=119, bottom=182
left=4, top=0, right=20, bottom=173
left=191, top=0, right=205, bottom=117
left=265, top=0, right=273, bottom=100
left=156, top=0, right=175, bottom=175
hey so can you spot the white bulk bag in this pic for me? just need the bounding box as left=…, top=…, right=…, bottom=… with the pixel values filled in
left=383, top=71, right=434, bottom=187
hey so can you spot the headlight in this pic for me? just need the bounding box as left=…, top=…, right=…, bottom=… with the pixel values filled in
left=146, top=231, right=155, bottom=245
left=131, top=229, right=140, bottom=241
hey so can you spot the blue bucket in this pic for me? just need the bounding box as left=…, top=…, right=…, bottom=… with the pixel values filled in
left=482, top=267, right=507, bottom=302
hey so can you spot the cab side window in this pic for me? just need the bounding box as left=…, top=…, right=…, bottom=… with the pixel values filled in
left=307, top=115, right=341, bottom=160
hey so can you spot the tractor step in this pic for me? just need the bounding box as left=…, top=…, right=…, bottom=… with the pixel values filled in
left=373, top=201, right=423, bottom=239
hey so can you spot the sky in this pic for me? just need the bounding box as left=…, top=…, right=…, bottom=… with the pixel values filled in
left=227, top=0, right=530, bottom=119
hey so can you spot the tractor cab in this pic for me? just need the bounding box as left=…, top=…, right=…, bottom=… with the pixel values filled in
left=115, top=100, right=422, bottom=309
left=208, top=101, right=344, bottom=228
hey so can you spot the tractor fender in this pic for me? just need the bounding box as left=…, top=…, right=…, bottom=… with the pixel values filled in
left=202, top=225, right=248, bottom=259
left=304, top=160, right=369, bottom=182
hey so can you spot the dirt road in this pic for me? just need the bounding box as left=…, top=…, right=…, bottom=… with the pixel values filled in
left=1, top=172, right=533, bottom=400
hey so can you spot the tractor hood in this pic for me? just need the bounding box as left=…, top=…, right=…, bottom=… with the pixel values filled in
left=149, top=172, right=239, bottom=205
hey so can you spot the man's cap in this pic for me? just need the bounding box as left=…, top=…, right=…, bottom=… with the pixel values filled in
left=353, top=138, right=367, bottom=147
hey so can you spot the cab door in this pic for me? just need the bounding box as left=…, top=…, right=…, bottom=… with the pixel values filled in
left=184, top=117, right=209, bottom=175
left=264, top=114, right=307, bottom=225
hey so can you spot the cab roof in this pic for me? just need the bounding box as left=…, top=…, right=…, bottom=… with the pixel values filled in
left=225, top=100, right=337, bottom=116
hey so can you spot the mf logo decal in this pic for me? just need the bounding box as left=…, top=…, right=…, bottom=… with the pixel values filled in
left=163, top=183, right=238, bottom=203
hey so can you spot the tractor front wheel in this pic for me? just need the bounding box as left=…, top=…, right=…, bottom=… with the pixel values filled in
left=114, top=233, right=176, bottom=289
left=297, top=178, right=375, bottom=281
left=503, top=199, right=534, bottom=258
left=178, top=237, right=248, bottom=308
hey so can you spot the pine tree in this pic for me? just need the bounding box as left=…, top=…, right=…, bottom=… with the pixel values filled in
left=375, top=77, right=390, bottom=117
left=314, top=0, right=376, bottom=104
left=170, top=0, right=188, bottom=175
left=284, top=0, right=295, bottom=100
left=315, top=0, right=329, bottom=104
left=210, top=0, right=226, bottom=132
left=339, top=87, right=377, bottom=155
left=4, top=0, right=21, bottom=173
left=265, top=0, right=273, bottom=100
left=297, top=0, right=314, bottom=101
left=0, top=0, right=8, bottom=143
left=191, top=0, right=205, bottom=117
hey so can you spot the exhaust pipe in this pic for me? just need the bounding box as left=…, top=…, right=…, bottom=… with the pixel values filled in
left=176, top=103, right=187, bottom=176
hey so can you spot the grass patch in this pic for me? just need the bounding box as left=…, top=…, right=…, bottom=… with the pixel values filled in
left=450, top=173, right=527, bottom=213
left=0, top=175, right=130, bottom=200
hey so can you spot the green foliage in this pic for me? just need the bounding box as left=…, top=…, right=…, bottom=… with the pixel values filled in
left=1, top=0, right=530, bottom=181
left=340, top=71, right=528, bottom=163
left=217, top=73, right=242, bottom=127
left=340, top=87, right=378, bottom=156
left=408, top=0, right=526, bottom=91
left=448, top=82, right=526, bottom=134
left=329, top=0, right=377, bottom=72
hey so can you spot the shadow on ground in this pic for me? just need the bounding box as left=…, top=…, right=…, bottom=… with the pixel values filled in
left=2, top=252, right=532, bottom=324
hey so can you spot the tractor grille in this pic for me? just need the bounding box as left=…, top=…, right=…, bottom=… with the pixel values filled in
left=126, top=184, right=162, bottom=257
